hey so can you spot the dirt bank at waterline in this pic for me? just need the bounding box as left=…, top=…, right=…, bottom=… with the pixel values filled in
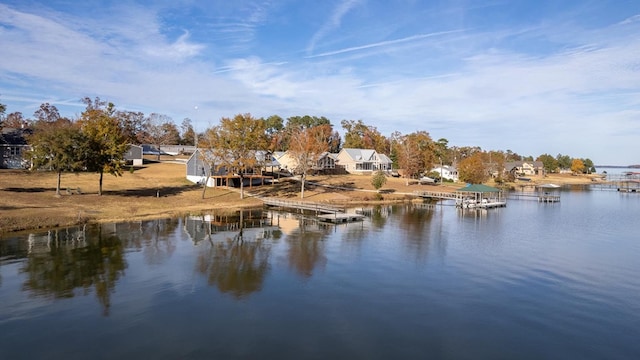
left=0, top=161, right=597, bottom=234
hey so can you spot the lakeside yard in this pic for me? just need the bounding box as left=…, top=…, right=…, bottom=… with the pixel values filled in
left=0, top=160, right=598, bottom=234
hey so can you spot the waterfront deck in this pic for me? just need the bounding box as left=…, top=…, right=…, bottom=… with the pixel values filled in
left=413, top=190, right=458, bottom=200
left=509, top=193, right=560, bottom=202
left=456, top=200, right=507, bottom=209
left=261, top=198, right=365, bottom=223
left=262, top=197, right=345, bottom=214
left=317, top=213, right=365, bottom=223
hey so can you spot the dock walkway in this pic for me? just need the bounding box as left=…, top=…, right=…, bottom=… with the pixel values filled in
left=261, top=197, right=345, bottom=214
left=509, top=193, right=560, bottom=202
left=317, top=213, right=365, bottom=223
left=413, top=190, right=458, bottom=200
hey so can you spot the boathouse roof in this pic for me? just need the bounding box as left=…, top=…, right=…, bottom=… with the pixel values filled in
left=457, top=184, right=501, bottom=193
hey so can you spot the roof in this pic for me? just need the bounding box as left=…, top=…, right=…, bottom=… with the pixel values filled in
left=456, top=184, right=501, bottom=193
left=341, top=148, right=391, bottom=163
left=0, top=128, right=30, bottom=146
left=342, top=148, right=374, bottom=161
left=377, top=153, right=392, bottom=164
left=191, top=149, right=280, bottom=167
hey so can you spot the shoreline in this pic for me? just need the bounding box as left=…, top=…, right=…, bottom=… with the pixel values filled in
left=0, top=163, right=600, bottom=235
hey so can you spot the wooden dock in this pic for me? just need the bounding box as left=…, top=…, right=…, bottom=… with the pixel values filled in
left=261, top=198, right=366, bottom=223
left=456, top=200, right=507, bottom=209
left=317, top=213, right=365, bottom=223
left=538, top=194, right=560, bottom=202
left=413, top=190, right=458, bottom=200
left=509, top=193, right=560, bottom=202
left=261, top=197, right=345, bottom=214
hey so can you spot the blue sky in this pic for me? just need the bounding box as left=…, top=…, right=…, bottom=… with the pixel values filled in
left=1, top=0, right=639, bottom=165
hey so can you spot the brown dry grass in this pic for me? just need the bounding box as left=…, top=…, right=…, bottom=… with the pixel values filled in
left=0, top=159, right=597, bottom=234
left=0, top=161, right=262, bottom=234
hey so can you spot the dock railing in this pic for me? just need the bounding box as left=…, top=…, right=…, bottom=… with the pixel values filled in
left=261, top=197, right=345, bottom=214
left=413, top=191, right=458, bottom=200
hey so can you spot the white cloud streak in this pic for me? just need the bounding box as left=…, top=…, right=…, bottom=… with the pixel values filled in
left=307, top=29, right=466, bottom=58
left=306, top=0, right=363, bottom=54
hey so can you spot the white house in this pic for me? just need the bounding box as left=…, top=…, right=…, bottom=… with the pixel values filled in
left=430, top=165, right=459, bottom=182
left=335, top=148, right=393, bottom=174
left=276, top=151, right=336, bottom=174
left=505, top=161, right=544, bottom=176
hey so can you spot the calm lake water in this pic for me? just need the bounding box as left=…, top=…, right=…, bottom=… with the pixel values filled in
left=1, top=189, right=639, bottom=359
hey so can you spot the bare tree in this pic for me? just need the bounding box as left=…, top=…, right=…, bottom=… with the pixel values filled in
left=143, top=113, right=180, bottom=160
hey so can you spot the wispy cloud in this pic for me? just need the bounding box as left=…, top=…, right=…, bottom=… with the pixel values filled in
left=307, top=29, right=466, bottom=58
left=306, top=0, right=363, bottom=54
left=618, top=13, right=640, bottom=25
left=143, top=31, right=205, bottom=60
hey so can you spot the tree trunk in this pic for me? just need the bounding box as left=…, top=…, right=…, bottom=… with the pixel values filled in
left=156, top=144, right=161, bottom=161
left=239, top=174, right=244, bottom=199
left=99, top=170, right=104, bottom=196
left=201, top=175, right=210, bottom=199
left=55, top=171, right=62, bottom=197
left=300, top=173, right=305, bottom=199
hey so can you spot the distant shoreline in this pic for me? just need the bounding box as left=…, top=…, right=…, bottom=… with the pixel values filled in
left=596, top=165, right=640, bottom=169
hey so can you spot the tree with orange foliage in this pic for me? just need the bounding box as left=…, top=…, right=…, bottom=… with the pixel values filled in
left=202, top=113, right=269, bottom=199
left=288, top=124, right=331, bottom=198
left=458, top=153, right=488, bottom=184
left=395, top=131, right=436, bottom=183
left=571, top=159, right=585, bottom=174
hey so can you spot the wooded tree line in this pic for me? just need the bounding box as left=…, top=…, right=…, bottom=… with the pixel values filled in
left=0, top=97, right=597, bottom=193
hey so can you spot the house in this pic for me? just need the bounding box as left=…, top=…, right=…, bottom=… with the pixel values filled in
left=0, top=127, right=31, bottom=169
left=504, top=161, right=544, bottom=177
left=185, top=149, right=280, bottom=187
left=276, top=151, right=336, bottom=175
left=430, top=165, right=459, bottom=182
left=123, top=144, right=144, bottom=166
left=335, top=148, right=393, bottom=174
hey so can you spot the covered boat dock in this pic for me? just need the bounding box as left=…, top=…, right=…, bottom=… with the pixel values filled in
left=455, top=184, right=506, bottom=209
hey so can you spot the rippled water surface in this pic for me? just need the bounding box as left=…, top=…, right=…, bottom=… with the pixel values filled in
left=1, top=190, right=639, bottom=359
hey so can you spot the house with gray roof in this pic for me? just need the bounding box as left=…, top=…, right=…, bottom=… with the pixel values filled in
left=335, top=148, right=392, bottom=174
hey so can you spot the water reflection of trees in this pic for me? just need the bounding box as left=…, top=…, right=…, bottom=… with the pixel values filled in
left=394, top=203, right=438, bottom=263
left=196, top=236, right=271, bottom=299
left=93, top=219, right=181, bottom=266
left=20, top=225, right=127, bottom=316
left=397, top=203, right=435, bottom=235
left=140, top=219, right=179, bottom=265
left=285, top=221, right=329, bottom=278
left=369, top=205, right=392, bottom=228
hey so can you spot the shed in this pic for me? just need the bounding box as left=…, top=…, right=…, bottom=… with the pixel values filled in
left=124, top=144, right=144, bottom=166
